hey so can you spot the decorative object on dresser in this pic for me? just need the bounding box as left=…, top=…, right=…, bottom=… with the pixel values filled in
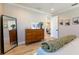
left=25, top=29, right=44, bottom=44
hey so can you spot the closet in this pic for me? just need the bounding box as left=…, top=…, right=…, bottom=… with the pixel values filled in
left=0, top=15, right=18, bottom=54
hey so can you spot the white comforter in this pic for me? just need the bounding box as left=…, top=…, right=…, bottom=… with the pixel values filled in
left=36, top=38, right=79, bottom=55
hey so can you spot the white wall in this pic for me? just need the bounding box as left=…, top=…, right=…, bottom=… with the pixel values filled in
left=59, top=20, right=79, bottom=37
left=3, top=4, right=48, bottom=44
left=58, top=7, right=79, bottom=38
left=0, top=4, right=3, bottom=15
left=59, top=7, right=79, bottom=17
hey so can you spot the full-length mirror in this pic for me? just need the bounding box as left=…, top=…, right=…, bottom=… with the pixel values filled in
left=0, top=16, right=1, bottom=54
left=0, top=15, right=18, bottom=54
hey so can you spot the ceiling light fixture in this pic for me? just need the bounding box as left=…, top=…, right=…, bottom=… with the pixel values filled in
left=50, top=8, right=54, bottom=11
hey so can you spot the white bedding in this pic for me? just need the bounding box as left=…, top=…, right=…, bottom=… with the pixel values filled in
left=36, top=38, right=79, bottom=55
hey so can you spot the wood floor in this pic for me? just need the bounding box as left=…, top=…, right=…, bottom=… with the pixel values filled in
left=5, top=34, right=52, bottom=55
left=5, top=42, right=41, bottom=55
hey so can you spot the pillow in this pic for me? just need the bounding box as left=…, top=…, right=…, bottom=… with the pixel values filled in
left=41, top=35, right=76, bottom=52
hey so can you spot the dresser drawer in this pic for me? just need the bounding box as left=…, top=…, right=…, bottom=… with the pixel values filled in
left=25, top=29, right=44, bottom=44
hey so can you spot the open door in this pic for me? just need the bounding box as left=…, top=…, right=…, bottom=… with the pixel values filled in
left=50, top=16, right=59, bottom=39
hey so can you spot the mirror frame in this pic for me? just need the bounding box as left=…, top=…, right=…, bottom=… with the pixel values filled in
left=0, top=15, right=18, bottom=54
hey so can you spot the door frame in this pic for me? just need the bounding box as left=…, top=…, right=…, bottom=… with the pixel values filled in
left=50, top=16, right=59, bottom=39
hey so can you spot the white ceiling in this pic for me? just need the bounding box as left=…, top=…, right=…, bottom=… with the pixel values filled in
left=17, top=3, right=79, bottom=15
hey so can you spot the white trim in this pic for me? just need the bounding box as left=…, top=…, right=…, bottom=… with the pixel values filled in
left=53, top=4, right=79, bottom=15
left=6, top=3, right=51, bottom=15
left=18, top=41, right=25, bottom=45
left=4, top=3, right=79, bottom=16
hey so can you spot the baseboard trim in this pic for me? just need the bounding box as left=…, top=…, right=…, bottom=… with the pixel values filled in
left=18, top=41, right=25, bottom=45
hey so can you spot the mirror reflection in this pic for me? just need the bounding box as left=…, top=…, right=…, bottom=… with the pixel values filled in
left=0, top=18, right=1, bottom=54
left=2, top=15, right=18, bottom=53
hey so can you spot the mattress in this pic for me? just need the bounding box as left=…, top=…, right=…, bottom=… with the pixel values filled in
left=36, top=38, right=79, bottom=55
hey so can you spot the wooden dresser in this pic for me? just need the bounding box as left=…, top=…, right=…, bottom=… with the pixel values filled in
left=25, top=29, right=44, bottom=44
left=9, top=30, right=17, bottom=45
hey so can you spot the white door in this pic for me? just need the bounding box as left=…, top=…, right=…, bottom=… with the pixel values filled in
left=50, top=16, right=59, bottom=39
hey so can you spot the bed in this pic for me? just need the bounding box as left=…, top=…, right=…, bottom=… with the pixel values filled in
left=35, top=37, right=79, bottom=55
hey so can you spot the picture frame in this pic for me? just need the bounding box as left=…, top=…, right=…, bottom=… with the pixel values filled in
left=72, top=17, right=79, bottom=24
left=65, top=19, right=70, bottom=26
left=59, top=19, right=63, bottom=25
